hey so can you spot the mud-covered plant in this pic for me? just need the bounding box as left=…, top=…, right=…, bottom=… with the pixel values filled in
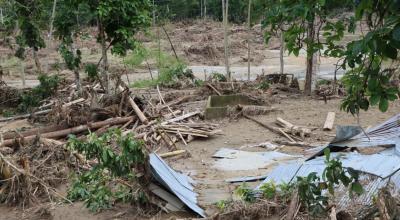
left=259, top=181, right=276, bottom=199
left=215, top=199, right=231, bottom=211
left=235, top=183, right=256, bottom=203
left=67, top=129, right=148, bottom=212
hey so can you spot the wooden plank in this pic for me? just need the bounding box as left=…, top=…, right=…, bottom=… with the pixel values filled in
left=323, top=112, right=336, bottom=131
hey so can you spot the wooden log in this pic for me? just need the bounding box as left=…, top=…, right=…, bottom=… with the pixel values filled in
left=3, top=123, right=68, bottom=140
left=1, top=117, right=134, bottom=147
left=275, top=117, right=311, bottom=138
left=323, top=112, right=335, bottom=131
left=286, top=191, right=299, bottom=220
left=159, top=149, right=186, bottom=158
left=118, top=86, right=148, bottom=125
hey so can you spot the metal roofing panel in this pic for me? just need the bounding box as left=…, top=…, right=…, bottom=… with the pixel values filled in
left=149, top=153, right=206, bottom=217
left=212, top=148, right=298, bottom=171
left=335, top=174, right=389, bottom=210
left=256, top=161, right=302, bottom=189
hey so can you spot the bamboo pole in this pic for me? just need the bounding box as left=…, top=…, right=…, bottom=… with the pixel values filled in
left=247, top=0, right=252, bottom=81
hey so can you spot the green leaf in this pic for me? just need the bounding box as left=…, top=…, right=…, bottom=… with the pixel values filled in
left=324, top=148, right=331, bottom=161
left=351, top=182, right=363, bottom=195
left=393, top=25, right=400, bottom=41
left=369, top=94, right=380, bottom=106
left=379, top=98, right=389, bottom=112
left=383, top=44, right=398, bottom=59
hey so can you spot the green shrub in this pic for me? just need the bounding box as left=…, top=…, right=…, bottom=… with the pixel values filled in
left=67, top=129, right=148, bottom=212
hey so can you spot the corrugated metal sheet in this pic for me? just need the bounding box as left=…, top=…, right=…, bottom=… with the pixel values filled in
left=149, top=153, right=206, bottom=217
left=335, top=174, right=389, bottom=210
left=256, top=162, right=302, bottom=188
left=309, top=114, right=400, bottom=160
left=256, top=114, right=400, bottom=209
left=212, top=148, right=298, bottom=171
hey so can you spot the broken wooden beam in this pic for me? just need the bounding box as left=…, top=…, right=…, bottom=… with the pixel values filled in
left=159, top=150, right=187, bottom=158
left=323, top=112, right=335, bottom=131
left=275, top=117, right=311, bottom=138
left=161, top=110, right=201, bottom=126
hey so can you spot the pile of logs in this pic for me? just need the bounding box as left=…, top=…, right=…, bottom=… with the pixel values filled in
left=0, top=85, right=222, bottom=154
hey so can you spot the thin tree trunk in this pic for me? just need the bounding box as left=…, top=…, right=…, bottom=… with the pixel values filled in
left=20, top=59, right=25, bottom=88
left=222, top=0, right=230, bottom=80
left=0, top=8, right=4, bottom=25
left=204, top=0, right=207, bottom=19
left=161, top=25, right=178, bottom=61
left=70, top=43, right=81, bottom=92
left=48, top=0, right=57, bottom=40
left=200, top=0, right=203, bottom=18
left=98, top=18, right=109, bottom=93
left=32, top=49, right=42, bottom=74
left=152, top=0, right=155, bottom=26
left=157, top=26, right=161, bottom=78
left=280, top=31, right=284, bottom=74
left=247, top=0, right=251, bottom=81
left=304, top=18, right=315, bottom=96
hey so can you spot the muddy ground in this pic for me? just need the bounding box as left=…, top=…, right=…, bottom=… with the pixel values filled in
left=1, top=94, right=398, bottom=220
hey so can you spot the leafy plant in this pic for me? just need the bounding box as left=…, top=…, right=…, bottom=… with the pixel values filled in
left=259, top=181, right=276, bottom=199
left=67, top=129, right=148, bottom=212
left=215, top=199, right=230, bottom=211
left=210, top=72, right=227, bottom=82
left=84, top=63, right=98, bottom=81
left=256, top=81, right=270, bottom=90
left=235, top=183, right=256, bottom=203
left=18, top=74, right=60, bottom=112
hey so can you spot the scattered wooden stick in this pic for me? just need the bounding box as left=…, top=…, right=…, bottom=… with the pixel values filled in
left=323, top=112, right=336, bottom=131
left=206, top=83, right=222, bottom=96
left=0, top=150, right=72, bottom=204
left=286, top=190, right=299, bottom=220
left=244, top=114, right=296, bottom=142
left=159, top=149, right=186, bottom=158
left=161, top=110, right=201, bottom=125
left=0, top=98, right=85, bottom=123
left=118, top=86, right=148, bottom=125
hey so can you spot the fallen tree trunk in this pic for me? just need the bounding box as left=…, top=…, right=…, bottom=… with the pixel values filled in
left=275, top=117, right=311, bottom=138
left=2, top=123, right=69, bottom=140
left=1, top=117, right=134, bottom=147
